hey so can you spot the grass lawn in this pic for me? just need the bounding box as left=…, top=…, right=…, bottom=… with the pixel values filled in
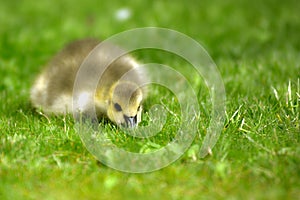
left=0, top=0, right=299, bottom=199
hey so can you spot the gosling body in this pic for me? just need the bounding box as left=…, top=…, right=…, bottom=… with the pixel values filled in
left=30, top=39, right=146, bottom=127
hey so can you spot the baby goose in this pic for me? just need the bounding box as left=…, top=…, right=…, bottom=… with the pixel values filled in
left=30, top=38, right=146, bottom=127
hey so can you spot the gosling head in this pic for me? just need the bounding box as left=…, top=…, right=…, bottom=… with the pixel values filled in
left=107, top=82, right=143, bottom=127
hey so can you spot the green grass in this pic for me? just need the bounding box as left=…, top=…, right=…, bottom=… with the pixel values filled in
left=1, top=0, right=299, bottom=199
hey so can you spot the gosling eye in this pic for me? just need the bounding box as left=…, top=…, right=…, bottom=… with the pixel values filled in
left=114, top=103, right=122, bottom=112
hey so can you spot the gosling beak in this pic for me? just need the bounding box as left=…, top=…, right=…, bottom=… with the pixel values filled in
left=124, top=115, right=137, bottom=128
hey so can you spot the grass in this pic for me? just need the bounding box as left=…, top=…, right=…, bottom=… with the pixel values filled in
left=0, top=0, right=299, bottom=199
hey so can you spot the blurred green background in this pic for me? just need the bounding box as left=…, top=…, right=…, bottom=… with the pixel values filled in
left=0, top=0, right=299, bottom=199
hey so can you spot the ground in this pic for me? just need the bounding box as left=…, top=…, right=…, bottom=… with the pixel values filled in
left=0, top=0, right=299, bottom=199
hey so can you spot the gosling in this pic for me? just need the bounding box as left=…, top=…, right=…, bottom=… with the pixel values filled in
left=30, top=39, right=147, bottom=127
